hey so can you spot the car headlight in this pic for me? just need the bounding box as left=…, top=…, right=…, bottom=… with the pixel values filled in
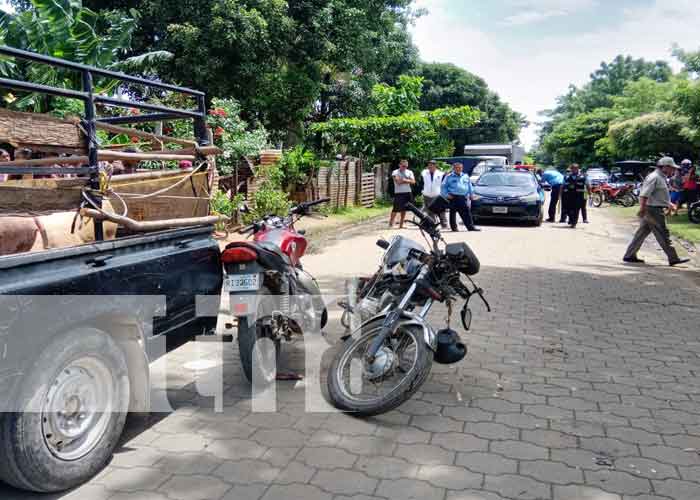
left=471, top=194, right=482, bottom=201
left=520, top=193, right=540, bottom=203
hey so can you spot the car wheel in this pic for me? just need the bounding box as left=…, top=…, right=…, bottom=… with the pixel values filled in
left=0, top=328, right=130, bottom=492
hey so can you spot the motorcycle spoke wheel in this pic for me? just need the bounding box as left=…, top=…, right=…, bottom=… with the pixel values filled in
left=337, top=328, right=419, bottom=403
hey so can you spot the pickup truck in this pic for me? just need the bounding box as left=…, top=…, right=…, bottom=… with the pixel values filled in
left=0, top=225, right=223, bottom=492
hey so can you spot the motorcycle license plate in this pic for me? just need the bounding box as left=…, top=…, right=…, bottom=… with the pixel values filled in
left=225, top=273, right=261, bottom=292
left=492, top=206, right=508, bottom=214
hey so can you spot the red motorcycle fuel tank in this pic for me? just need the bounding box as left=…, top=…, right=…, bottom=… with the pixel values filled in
left=254, top=227, right=308, bottom=266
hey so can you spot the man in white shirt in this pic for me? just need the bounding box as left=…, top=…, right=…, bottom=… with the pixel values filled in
left=389, top=159, right=416, bottom=229
left=421, top=160, right=447, bottom=229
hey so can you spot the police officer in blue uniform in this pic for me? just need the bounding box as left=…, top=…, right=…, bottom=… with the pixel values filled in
left=441, top=162, right=480, bottom=232
left=562, top=163, right=589, bottom=228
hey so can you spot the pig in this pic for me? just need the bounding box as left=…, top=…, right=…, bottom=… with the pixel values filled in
left=0, top=217, right=43, bottom=255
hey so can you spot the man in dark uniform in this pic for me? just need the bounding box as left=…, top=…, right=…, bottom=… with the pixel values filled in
left=562, top=163, right=588, bottom=228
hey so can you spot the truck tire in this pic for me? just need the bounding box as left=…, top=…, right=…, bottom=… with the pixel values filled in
left=0, top=327, right=130, bottom=493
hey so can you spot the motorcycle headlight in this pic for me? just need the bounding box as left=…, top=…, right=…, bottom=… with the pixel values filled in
left=520, top=193, right=539, bottom=203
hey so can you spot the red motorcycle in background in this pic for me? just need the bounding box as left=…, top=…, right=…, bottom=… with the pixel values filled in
left=222, top=199, right=330, bottom=384
left=590, top=182, right=637, bottom=208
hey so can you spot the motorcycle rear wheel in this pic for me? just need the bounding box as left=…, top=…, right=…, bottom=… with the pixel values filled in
left=619, top=193, right=636, bottom=208
left=327, top=319, right=433, bottom=417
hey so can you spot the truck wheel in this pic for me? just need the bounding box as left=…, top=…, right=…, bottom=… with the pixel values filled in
left=0, top=328, right=130, bottom=493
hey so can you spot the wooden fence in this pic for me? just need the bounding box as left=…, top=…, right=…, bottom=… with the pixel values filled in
left=240, top=154, right=377, bottom=209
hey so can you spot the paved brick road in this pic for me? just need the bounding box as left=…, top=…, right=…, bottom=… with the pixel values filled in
left=4, top=208, right=700, bottom=500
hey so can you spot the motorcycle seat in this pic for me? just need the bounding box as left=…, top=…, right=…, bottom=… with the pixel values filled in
left=225, top=241, right=291, bottom=272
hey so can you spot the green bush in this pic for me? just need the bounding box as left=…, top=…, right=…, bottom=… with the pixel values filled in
left=244, top=163, right=291, bottom=223
left=276, top=145, right=319, bottom=192
left=206, top=98, right=269, bottom=175
left=310, top=105, right=480, bottom=165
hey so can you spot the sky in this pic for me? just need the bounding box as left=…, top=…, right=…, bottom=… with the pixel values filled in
left=410, top=0, right=700, bottom=149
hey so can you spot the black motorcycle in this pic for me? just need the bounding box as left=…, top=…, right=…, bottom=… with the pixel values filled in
left=329, top=203, right=490, bottom=416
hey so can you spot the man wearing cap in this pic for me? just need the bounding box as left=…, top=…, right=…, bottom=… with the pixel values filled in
left=421, top=160, right=448, bottom=229
left=441, top=162, right=480, bottom=232
left=623, top=157, right=689, bottom=266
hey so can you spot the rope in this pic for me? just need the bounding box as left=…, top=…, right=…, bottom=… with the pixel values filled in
left=107, top=161, right=208, bottom=200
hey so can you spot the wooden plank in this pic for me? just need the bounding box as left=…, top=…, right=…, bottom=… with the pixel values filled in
left=0, top=108, right=85, bottom=149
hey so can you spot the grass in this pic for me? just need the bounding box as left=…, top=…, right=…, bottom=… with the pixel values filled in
left=608, top=205, right=700, bottom=244
left=326, top=203, right=391, bottom=224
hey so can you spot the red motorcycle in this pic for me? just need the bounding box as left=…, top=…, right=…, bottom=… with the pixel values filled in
left=590, top=182, right=636, bottom=208
left=222, top=199, right=330, bottom=383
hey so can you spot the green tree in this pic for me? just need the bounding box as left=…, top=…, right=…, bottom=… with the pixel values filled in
left=371, top=75, right=423, bottom=116
left=542, top=108, right=618, bottom=166
left=0, top=0, right=171, bottom=112
left=412, top=62, right=489, bottom=110
left=607, top=111, right=699, bottom=160
left=611, top=77, right=677, bottom=119
left=83, top=0, right=419, bottom=140
left=538, top=55, right=676, bottom=164
left=413, top=62, right=525, bottom=147
left=310, top=105, right=480, bottom=165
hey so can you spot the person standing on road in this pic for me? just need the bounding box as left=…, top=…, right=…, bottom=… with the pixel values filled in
left=541, top=168, right=564, bottom=223
left=670, top=168, right=684, bottom=215
left=683, top=163, right=698, bottom=207
left=441, top=162, right=480, bottom=232
left=623, top=157, right=689, bottom=266
left=562, top=164, right=589, bottom=228
left=559, top=167, right=573, bottom=223
left=421, top=160, right=448, bottom=229
left=389, top=159, right=416, bottom=229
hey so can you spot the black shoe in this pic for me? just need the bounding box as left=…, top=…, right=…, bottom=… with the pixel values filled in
left=670, top=258, right=691, bottom=267
left=468, top=227, right=481, bottom=232
left=623, top=257, right=645, bottom=264
left=545, top=219, right=555, bottom=223
left=569, top=224, right=576, bottom=228
left=583, top=220, right=590, bottom=224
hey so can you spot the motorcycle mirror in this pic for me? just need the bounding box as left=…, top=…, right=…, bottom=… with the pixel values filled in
left=376, top=239, right=390, bottom=250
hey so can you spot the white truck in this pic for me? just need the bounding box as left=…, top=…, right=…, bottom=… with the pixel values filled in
left=464, top=143, right=526, bottom=165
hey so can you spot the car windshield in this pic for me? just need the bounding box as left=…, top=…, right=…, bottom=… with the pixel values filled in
left=477, top=172, right=536, bottom=188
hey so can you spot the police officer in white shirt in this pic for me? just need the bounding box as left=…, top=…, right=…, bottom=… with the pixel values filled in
left=421, top=160, right=448, bottom=229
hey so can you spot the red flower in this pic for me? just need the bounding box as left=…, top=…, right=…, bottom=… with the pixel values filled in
left=131, top=136, right=140, bottom=143
left=214, top=126, right=224, bottom=137
left=129, top=108, right=140, bottom=115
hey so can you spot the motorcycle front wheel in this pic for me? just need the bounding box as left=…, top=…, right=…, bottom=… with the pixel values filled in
left=591, top=192, right=604, bottom=208
left=327, top=319, right=433, bottom=417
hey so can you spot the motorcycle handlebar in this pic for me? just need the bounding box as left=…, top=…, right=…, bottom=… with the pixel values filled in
left=405, top=202, right=440, bottom=234
left=238, top=224, right=256, bottom=234
left=291, top=198, right=331, bottom=215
